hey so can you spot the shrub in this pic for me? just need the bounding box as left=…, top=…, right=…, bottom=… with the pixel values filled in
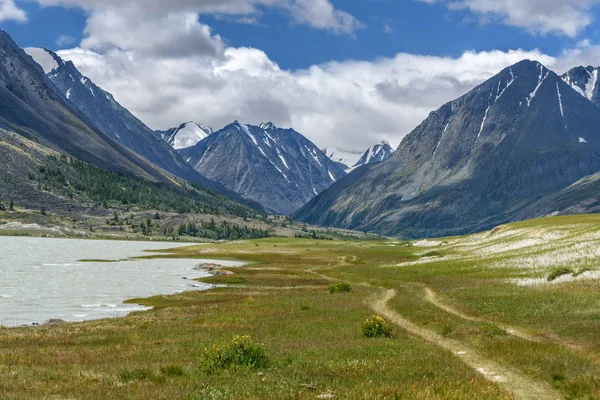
left=328, top=282, right=351, bottom=294
left=547, top=267, right=574, bottom=282
left=200, top=335, right=268, bottom=373
left=363, top=315, right=394, bottom=338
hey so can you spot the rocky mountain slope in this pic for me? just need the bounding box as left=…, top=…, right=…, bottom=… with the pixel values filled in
left=156, top=121, right=213, bottom=150
left=180, top=121, right=347, bottom=215
left=295, top=60, right=600, bottom=238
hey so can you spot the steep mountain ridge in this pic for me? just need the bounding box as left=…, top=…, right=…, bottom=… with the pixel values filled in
left=0, top=30, right=176, bottom=183
left=295, top=60, right=600, bottom=238
left=180, top=121, right=347, bottom=215
left=24, top=47, right=208, bottom=185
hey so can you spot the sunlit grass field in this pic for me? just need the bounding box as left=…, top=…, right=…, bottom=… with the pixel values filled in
left=1, top=214, right=599, bottom=399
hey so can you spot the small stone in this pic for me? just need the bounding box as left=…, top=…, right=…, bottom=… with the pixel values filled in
left=317, top=394, right=335, bottom=399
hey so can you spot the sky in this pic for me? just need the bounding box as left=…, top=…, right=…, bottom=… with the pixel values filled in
left=2, top=0, right=600, bottom=151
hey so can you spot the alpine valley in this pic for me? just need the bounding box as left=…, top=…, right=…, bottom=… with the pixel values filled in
left=4, top=4, right=600, bottom=399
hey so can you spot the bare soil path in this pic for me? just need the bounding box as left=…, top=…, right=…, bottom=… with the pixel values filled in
left=370, top=288, right=563, bottom=400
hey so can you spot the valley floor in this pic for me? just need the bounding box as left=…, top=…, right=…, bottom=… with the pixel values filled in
left=1, top=215, right=599, bottom=399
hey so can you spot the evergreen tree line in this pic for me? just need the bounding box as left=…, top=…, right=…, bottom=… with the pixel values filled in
left=177, top=219, right=270, bottom=240
left=0, top=200, right=14, bottom=211
left=30, top=155, right=263, bottom=220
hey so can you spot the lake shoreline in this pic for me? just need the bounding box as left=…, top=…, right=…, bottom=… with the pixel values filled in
left=0, top=237, right=245, bottom=328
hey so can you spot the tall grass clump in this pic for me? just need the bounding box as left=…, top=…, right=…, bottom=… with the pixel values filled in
left=328, top=282, right=351, bottom=294
left=363, top=315, right=394, bottom=339
left=200, top=335, right=268, bottom=373
left=547, top=267, right=574, bottom=282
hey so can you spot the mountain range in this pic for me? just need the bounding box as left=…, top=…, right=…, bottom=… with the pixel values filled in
left=4, top=25, right=600, bottom=237
left=23, top=46, right=263, bottom=209
left=295, top=60, right=600, bottom=238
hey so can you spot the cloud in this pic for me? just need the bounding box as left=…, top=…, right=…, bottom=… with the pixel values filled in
left=28, top=1, right=600, bottom=154
left=56, top=34, right=76, bottom=47
left=57, top=44, right=555, bottom=152
left=0, top=0, right=27, bottom=22
left=418, top=0, right=600, bottom=38
left=287, top=0, right=364, bottom=35
left=34, top=0, right=363, bottom=36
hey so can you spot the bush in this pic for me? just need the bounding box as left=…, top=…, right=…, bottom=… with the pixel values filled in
left=328, top=282, right=351, bottom=294
left=547, top=267, right=574, bottom=282
left=200, top=335, right=268, bottom=373
left=363, top=315, right=394, bottom=338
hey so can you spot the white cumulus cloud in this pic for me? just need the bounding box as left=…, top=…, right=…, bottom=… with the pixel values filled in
left=0, top=0, right=27, bottom=22
left=418, top=0, right=600, bottom=38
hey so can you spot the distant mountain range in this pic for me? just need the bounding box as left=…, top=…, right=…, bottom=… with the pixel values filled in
left=295, top=60, right=600, bottom=238
left=179, top=121, right=347, bottom=215
left=323, top=141, right=394, bottom=171
left=9, top=25, right=600, bottom=235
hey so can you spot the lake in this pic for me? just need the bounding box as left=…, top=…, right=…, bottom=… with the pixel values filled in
left=0, top=237, right=244, bottom=327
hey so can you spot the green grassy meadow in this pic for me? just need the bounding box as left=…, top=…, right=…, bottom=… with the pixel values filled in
left=1, top=215, right=600, bottom=399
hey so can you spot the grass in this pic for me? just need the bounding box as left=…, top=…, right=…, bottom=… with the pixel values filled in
left=328, top=282, right=351, bottom=293
left=547, top=267, right=574, bottom=281
left=0, top=214, right=599, bottom=398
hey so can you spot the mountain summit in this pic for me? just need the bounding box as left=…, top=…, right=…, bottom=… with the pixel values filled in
left=354, top=141, right=394, bottom=168
left=156, top=122, right=213, bottom=150
left=295, top=60, right=600, bottom=238
left=180, top=121, right=347, bottom=215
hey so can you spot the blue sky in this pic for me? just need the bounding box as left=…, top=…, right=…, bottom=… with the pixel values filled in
left=3, top=0, right=600, bottom=150
left=3, top=0, right=595, bottom=69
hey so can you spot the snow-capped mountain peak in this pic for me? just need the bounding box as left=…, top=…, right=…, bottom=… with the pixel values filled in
left=156, top=121, right=213, bottom=150
left=259, top=122, right=277, bottom=130
left=354, top=141, right=394, bottom=168
left=562, top=66, right=600, bottom=106
left=324, top=142, right=394, bottom=171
